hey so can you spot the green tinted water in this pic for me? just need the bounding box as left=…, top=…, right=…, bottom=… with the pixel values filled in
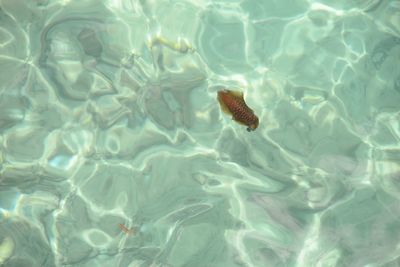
left=0, top=0, right=399, bottom=266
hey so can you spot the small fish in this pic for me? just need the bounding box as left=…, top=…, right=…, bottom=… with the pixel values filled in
left=118, top=223, right=135, bottom=235
left=217, top=90, right=259, bottom=131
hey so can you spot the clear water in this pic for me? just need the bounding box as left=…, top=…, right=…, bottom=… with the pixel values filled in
left=0, top=0, right=399, bottom=266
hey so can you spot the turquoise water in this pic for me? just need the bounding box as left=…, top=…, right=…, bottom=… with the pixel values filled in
left=0, top=0, right=400, bottom=266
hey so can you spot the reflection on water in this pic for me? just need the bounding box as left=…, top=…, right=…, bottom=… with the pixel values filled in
left=0, top=0, right=399, bottom=266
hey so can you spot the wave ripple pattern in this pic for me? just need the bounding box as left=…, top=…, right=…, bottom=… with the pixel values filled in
left=0, top=0, right=399, bottom=267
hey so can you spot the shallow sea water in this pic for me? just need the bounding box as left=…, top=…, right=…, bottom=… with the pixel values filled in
left=0, top=0, right=400, bottom=266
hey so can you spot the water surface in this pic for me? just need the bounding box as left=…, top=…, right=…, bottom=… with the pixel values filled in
left=0, top=0, right=400, bottom=266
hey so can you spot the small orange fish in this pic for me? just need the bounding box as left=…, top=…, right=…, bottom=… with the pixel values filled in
left=118, top=223, right=135, bottom=235
left=217, top=90, right=259, bottom=131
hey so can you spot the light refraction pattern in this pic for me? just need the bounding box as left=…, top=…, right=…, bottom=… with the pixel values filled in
left=0, top=0, right=399, bottom=266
